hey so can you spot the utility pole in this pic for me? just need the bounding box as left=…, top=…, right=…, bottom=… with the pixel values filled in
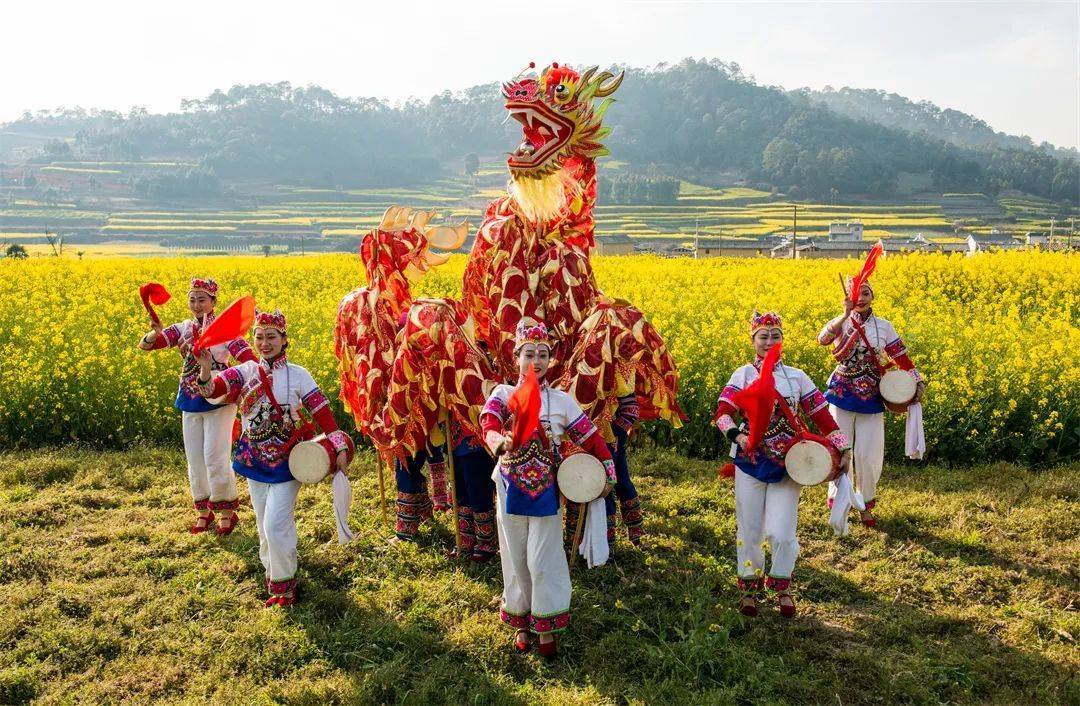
left=791, top=204, right=797, bottom=259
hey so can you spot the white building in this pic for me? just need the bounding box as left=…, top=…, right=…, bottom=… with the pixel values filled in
left=828, top=221, right=864, bottom=242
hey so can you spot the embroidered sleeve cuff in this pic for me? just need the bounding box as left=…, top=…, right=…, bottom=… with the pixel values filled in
left=602, top=458, right=616, bottom=485
left=565, top=413, right=597, bottom=445
left=613, top=416, right=634, bottom=434
left=827, top=430, right=851, bottom=452
left=481, top=397, right=509, bottom=423
left=327, top=430, right=350, bottom=454
left=716, top=414, right=736, bottom=434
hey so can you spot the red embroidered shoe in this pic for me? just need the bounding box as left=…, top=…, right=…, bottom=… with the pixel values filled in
left=737, top=577, right=763, bottom=617
left=537, top=635, right=558, bottom=658
left=777, top=592, right=796, bottom=618
left=513, top=630, right=531, bottom=654
left=215, top=511, right=239, bottom=536
left=265, top=578, right=297, bottom=608
left=861, top=499, right=878, bottom=528
left=190, top=511, right=215, bottom=534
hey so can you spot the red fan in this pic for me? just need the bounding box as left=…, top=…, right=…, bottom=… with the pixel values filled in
left=729, top=343, right=782, bottom=451
left=139, top=282, right=171, bottom=326
left=849, top=240, right=884, bottom=302
left=193, top=295, right=255, bottom=354
left=507, top=363, right=542, bottom=451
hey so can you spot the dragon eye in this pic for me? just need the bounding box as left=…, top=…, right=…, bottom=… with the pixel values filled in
left=553, top=83, right=573, bottom=103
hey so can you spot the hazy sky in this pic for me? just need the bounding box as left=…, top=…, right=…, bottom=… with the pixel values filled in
left=4, top=0, right=1078, bottom=148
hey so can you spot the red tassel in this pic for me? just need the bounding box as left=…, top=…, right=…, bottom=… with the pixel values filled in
left=849, top=240, right=884, bottom=300
left=719, top=463, right=736, bottom=479
left=193, top=295, right=255, bottom=354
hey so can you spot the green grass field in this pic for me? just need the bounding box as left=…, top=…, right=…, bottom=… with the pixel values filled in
left=1, top=446, right=1076, bottom=704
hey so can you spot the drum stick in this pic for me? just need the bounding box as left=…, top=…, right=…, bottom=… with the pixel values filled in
left=568, top=502, right=586, bottom=568
left=444, top=423, right=462, bottom=554
left=379, top=460, right=390, bottom=527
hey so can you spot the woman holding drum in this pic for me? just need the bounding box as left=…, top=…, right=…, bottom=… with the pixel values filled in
left=138, top=277, right=256, bottom=536
left=480, top=319, right=615, bottom=657
left=196, top=309, right=352, bottom=607
left=818, top=277, right=924, bottom=527
left=715, top=312, right=851, bottom=618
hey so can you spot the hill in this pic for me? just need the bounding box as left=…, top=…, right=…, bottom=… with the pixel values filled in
left=2, top=59, right=1076, bottom=203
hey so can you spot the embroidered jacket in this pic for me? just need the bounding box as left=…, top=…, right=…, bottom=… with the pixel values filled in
left=714, top=356, right=848, bottom=484
left=148, top=313, right=255, bottom=413
left=480, top=380, right=615, bottom=517
left=204, top=355, right=349, bottom=483
left=817, top=310, right=920, bottom=414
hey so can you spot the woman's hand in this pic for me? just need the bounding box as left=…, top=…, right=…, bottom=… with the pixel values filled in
left=485, top=431, right=508, bottom=457
left=335, top=450, right=349, bottom=475
left=735, top=433, right=750, bottom=451
left=601, top=483, right=614, bottom=498
left=912, top=381, right=926, bottom=404
left=828, top=450, right=852, bottom=482
left=196, top=348, right=214, bottom=379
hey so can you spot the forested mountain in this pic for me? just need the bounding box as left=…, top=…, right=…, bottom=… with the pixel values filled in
left=793, top=86, right=1076, bottom=159
left=3, top=59, right=1077, bottom=202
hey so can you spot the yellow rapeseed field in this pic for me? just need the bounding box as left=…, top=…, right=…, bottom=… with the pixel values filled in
left=1, top=251, right=1076, bottom=463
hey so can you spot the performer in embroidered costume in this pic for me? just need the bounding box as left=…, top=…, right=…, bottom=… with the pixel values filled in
left=334, top=62, right=681, bottom=482
left=714, top=312, right=851, bottom=618
left=449, top=419, right=498, bottom=562
left=196, top=310, right=350, bottom=607
left=139, top=277, right=255, bottom=535
left=480, top=320, right=615, bottom=657
left=818, top=277, right=924, bottom=527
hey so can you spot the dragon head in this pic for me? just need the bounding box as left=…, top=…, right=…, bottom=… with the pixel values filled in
left=503, top=62, right=623, bottom=179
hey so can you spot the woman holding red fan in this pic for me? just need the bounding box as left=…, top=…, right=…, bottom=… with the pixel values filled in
left=818, top=250, right=924, bottom=527
left=714, top=312, right=850, bottom=618
left=480, top=319, right=615, bottom=657
left=196, top=309, right=351, bottom=607
left=138, top=277, right=255, bottom=536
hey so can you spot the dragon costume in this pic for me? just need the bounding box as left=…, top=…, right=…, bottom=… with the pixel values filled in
left=335, top=62, right=683, bottom=461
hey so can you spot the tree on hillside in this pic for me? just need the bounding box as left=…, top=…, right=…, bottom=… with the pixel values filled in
left=4, top=244, right=28, bottom=259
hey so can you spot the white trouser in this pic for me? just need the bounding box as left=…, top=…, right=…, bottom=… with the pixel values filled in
left=247, top=479, right=301, bottom=581
left=735, top=470, right=801, bottom=579
left=827, top=405, right=885, bottom=504
left=181, top=405, right=238, bottom=503
left=495, top=478, right=571, bottom=629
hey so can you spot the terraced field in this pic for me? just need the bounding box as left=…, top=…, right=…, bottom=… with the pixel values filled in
left=2, top=159, right=1075, bottom=257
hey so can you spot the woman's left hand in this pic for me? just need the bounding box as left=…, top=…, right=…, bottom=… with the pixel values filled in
left=335, top=450, right=349, bottom=475
left=601, top=483, right=614, bottom=498
left=912, top=381, right=925, bottom=404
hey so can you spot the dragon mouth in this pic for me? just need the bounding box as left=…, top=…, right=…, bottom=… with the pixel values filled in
left=505, top=100, right=575, bottom=172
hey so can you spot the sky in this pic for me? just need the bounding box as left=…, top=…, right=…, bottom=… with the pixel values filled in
left=3, top=0, right=1078, bottom=148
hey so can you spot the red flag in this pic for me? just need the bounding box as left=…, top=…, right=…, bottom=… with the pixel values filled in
left=138, top=282, right=171, bottom=326
left=507, top=364, right=542, bottom=451
left=193, top=295, right=255, bottom=354
left=849, top=240, right=884, bottom=302
left=730, top=343, right=782, bottom=451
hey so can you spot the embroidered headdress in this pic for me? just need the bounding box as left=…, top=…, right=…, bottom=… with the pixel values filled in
left=254, top=309, right=287, bottom=334
left=514, top=319, right=552, bottom=351
left=750, top=311, right=782, bottom=335
left=189, top=277, right=218, bottom=297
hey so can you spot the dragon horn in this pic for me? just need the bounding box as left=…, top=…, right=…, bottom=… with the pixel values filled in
left=593, top=70, right=625, bottom=97
left=579, top=66, right=598, bottom=87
